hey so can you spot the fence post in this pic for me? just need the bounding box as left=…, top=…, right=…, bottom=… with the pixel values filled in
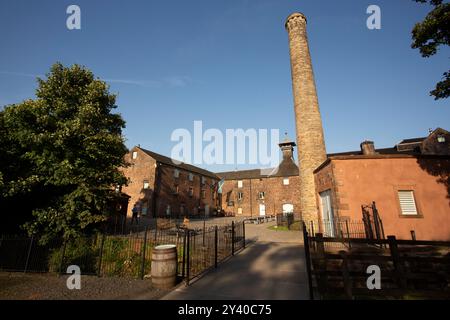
left=140, top=227, right=148, bottom=280
left=302, top=223, right=314, bottom=300
left=214, top=226, right=218, bottom=268
left=97, top=234, right=106, bottom=277
left=185, top=230, right=191, bottom=286
left=58, top=240, right=67, bottom=275
left=345, top=220, right=352, bottom=249
left=242, top=221, right=246, bottom=249
left=339, top=250, right=353, bottom=300
left=231, top=221, right=235, bottom=256
left=387, top=235, right=406, bottom=289
left=182, top=229, right=187, bottom=279
left=315, top=233, right=327, bottom=298
left=24, top=236, right=34, bottom=273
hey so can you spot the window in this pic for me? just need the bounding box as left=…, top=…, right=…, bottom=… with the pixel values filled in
left=132, top=151, right=138, bottom=159
left=237, top=180, right=243, bottom=188
left=283, top=178, right=289, bottom=185
left=188, top=187, right=194, bottom=197
left=174, top=169, right=180, bottom=178
left=201, top=176, right=206, bottom=185
left=188, top=173, right=194, bottom=181
left=437, top=135, right=446, bottom=143
left=237, top=208, right=243, bottom=214
left=398, top=190, right=418, bottom=215
left=258, top=192, right=265, bottom=200
left=237, top=192, right=244, bottom=201
left=173, top=185, right=179, bottom=195
left=201, top=189, right=206, bottom=199
left=143, top=180, right=149, bottom=189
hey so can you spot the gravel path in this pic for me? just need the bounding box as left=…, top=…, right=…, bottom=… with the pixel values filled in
left=0, top=272, right=169, bottom=300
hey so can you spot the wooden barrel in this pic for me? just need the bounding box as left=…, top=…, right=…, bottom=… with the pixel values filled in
left=151, top=244, right=178, bottom=289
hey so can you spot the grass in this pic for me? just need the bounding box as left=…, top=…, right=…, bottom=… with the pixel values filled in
left=268, top=221, right=302, bottom=231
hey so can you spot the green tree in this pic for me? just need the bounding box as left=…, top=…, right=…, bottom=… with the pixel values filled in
left=0, top=63, right=128, bottom=243
left=411, top=0, right=450, bottom=100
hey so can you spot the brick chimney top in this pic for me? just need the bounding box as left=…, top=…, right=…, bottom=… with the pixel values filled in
left=285, top=12, right=307, bottom=29
left=360, top=140, right=377, bottom=155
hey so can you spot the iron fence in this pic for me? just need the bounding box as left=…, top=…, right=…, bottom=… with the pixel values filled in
left=0, top=220, right=246, bottom=285
left=183, top=221, right=245, bottom=284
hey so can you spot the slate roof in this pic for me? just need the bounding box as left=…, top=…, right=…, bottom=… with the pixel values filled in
left=138, top=147, right=220, bottom=179
left=217, top=156, right=299, bottom=180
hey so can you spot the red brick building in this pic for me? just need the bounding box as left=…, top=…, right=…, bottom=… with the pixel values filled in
left=121, top=146, right=220, bottom=218
left=217, top=137, right=302, bottom=219
left=314, top=128, right=450, bottom=241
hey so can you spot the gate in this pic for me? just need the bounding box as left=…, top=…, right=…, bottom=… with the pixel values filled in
left=361, top=201, right=385, bottom=241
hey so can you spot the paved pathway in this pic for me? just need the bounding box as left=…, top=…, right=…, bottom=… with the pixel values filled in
left=160, top=221, right=310, bottom=300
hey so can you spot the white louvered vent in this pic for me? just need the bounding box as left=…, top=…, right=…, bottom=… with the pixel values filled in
left=398, top=190, right=418, bottom=215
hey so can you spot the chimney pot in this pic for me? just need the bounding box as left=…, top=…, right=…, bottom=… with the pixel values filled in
left=360, top=141, right=376, bottom=155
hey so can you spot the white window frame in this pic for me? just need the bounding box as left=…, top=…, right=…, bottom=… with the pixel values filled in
left=143, top=180, right=149, bottom=190
left=258, top=191, right=265, bottom=200
left=283, top=178, right=289, bottom=185
left=237, top=180, right=243, bottom=188
left=398, top=190, right=418, bottom=215
left=237, top=192, right=244, bottom=201
left=132, top=151, right=138, bottom=159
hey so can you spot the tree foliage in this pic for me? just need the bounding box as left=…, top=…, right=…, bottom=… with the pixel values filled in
left=0, top=63, right=128, bottom=242
left=411, top=0, right=450, bottom=99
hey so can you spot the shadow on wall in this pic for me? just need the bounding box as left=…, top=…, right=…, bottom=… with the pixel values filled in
left=416, top=157, right=450, bottom=205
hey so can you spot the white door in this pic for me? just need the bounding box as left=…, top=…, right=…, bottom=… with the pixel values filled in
left=282, top=203, right=294, bottom=215
left=319, top=190, right=335, bottom=237
left=259, top=204, right=266, bottom=216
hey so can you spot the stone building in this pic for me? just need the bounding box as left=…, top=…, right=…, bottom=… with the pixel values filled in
left=314, top=128, right=450, bottom=240
left=121, top=146, right=220, bottom=219
left=217, top=136, right=302, bottom=218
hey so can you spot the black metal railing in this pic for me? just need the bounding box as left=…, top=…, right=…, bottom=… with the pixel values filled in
left=0, top=220, right=246, bottom=285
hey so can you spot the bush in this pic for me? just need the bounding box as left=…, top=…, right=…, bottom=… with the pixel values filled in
left=48, top=236, right=99, bottom=274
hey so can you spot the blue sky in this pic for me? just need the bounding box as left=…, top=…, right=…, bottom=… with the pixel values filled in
left=0, top=0, right=449, bottom=172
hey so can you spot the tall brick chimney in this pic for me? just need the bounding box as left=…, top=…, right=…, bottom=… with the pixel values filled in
left=285, top=12, right=327, bottom=222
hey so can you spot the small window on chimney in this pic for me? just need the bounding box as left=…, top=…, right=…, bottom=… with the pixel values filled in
left=132, top=151, right=138, bottom=159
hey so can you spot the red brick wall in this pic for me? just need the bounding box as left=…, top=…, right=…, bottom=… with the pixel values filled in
left=314, top=157, right=450, bottom=241
left=121, top=147, right=219, bottom=219
left=155, top=164, right=219, bottom=218
left=121, top=147, right=156, bottom=218
left=220, top=175, right=302, bottom=219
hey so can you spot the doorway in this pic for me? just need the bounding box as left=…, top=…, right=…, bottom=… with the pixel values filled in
left=259, top=204, right=266, bottom=216
left=319, top=190, right=335, bottom=237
